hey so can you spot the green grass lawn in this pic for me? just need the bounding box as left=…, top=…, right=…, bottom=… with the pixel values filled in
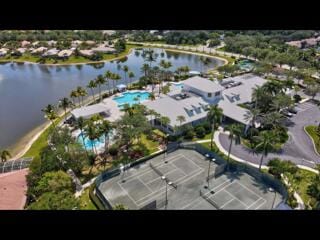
left=139, top=134, right=160, bottom=153
left=305, top=125, right=320, bottom=154
left=79, top=188, right=97, bottom=210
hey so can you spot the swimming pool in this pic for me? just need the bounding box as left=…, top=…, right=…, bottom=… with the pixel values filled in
left=237, top=59, right=254, bottom=71
left=113, top=91, right=150, bottom=107
left=78, top=133, right=105, bottom=150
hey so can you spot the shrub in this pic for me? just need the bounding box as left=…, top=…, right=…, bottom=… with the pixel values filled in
left=201, top=122, right=211, bottom=133
left=184, top=130, right=195, bottom=140
left=108, top=145, right=118, bottom=156
left=267, top=158, right=298, bottom=178
left=293, top=94, right=302, bottom=103
left=195, top=126, right=206, bottom=138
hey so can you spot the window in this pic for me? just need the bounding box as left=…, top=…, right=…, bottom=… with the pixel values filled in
left=215, top=91, right=220, bottom=96
left=207, top=92, right=212, bottom=98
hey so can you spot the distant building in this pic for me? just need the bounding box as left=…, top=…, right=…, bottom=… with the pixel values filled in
left=42, top=48, right=59, bottom=57
left=58, top=49, right=74, bottom=58
left=91, top=44, right=116, bottom=54
left=21, top=40, right=31, bottom=47
left=103, top=30, right=116, bottom=36
left=0, top=48, right=9, bottom=56
left=286, top=36, right=320, bottom=49
left=71, top=40, right=83, bottom=48
left=47, top=40, right=57, bottom=47
left=79, top=49, right=94, bottom=57
left=85, top=40, right=96, bottom=45
left=31, top=47, right=47, bottom=54
left=71, top=103, right=110, bottom=120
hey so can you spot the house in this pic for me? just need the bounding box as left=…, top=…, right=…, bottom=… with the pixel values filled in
left=79, top=49, right=94, bottom=57
left=143, top=74, right=267, bottom=135
left=85, top=40, right=96, bottom=45
left=21, top=40, right=31, bottom=47
left=16, top=48, right=27, bottom=54
left=42, top=48, right=59, bottom=57
left=91, top=45, right=116, bottom=54
left=0, top=48, right=9, bottom=57
left=71, top=40, right=82, bottom=48
left=71, top=103, right=110, bottom=120
left=58, top=49, right=73, bottom=58
left=47, top=40, right=57, bottom=47
left=31, top=47, right=47, bottom=54
left=32, top=41, right=39, bottom=47
left=103, top=30, right=116, bottom=36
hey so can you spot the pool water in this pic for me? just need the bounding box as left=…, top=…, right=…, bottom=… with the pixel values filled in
left=237, top=60, right=254, bottom=70
left=113, top=91, right=150, bottom=107
left=78, top=133, right=105, bottom=150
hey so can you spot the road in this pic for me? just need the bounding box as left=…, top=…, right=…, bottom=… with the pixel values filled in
left=218, top=101, right=320, bottom=168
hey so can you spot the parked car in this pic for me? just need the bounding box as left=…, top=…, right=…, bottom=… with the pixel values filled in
left=288, top=107, right=298, bottom=114
left=281, top=109, right=293, bottom=118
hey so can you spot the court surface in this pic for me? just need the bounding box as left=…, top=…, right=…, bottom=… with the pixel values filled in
left=98, top=149, right=284, bottom=210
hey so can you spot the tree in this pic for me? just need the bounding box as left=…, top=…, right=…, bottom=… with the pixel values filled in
left=122, top=65, right=129, bottom=86
left=84, top=121, right=99, bottom=155
left=128, top=71, right=135, bottom=88
left=27, top=190, right=79, bottom=210
left=41, top=104, right=58, bottom=132
left=114, top=38, right=126, bottom=53
left=86, top=80, right=97, bottom=103
left=0, top=150, right=11, bottom=162
left=252, top=85, right=264, bottom=109
left=271, top=94, right=293, bottom=112
left=99, top=120, right=112, bottom=156
left=306, top=83, right=320, bottom=100
left=224, top=124, right=243, bottom=166
left=207, top=105, right=223, bottom=149
left=111, top=73, right=121, bottom=93
left=70, top=90, right=79, bottom=108
left=35, top=170, right=74, bottom=197
left=254, top=131, right=276, bottom=171
left=176, top=115, right=186, bottom=134
left=162, top=84, right=171, bottom=95
left=148, top=92, right=156, bottom=101
left=76, top=117, right=90, bottom=160
left=59, top=97, right=72, bottom=122
left=95, top=74, right=106, bottom=102
left=104, top=70, right=113, bottom=95
left=141, top=63, right=150, bottom=78
left=159, top=60, right=172, bottom=93
left=144, top=48, right=157, bottom=67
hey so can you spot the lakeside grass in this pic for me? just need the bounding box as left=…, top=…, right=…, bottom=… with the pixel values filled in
left=79, top=188, right=97, bottom=210
left=305, top=125, right=320, bottom=154
left=0, top=44, right=139, bottom=65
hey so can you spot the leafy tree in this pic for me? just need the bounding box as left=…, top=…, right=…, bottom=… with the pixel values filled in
left=224, top=124, right=243, bottom=167
left=207, top=105, right=223, bottom=149
left=0, top=149, right=11, bottom=162
left=254, top=131, right=277, bottom=171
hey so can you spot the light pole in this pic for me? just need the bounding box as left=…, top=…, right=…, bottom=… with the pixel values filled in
left=207, top=158, right=216, bottom=189
left=163, top=134, right=169, bottom=164
left=122, top=149, right=128, bottom=183
left=269, top=187, right=277, bottom=209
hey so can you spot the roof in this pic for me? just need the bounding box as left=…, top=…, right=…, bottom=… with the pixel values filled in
left=58, top=49, right=73, bottom=57
left=222, top=74, right=267, bottom=104
left=143, top=95, right=209, bottom=127
left=92, top=45, right=116, bottom=53
left=218, top=100, right=251, bottom=125
left=79, top=49, right=94, bottom=56
left=43, top=48, right=59, bottom=56
left=116, top=84, right=127, bottom=89
left=183, top=76, right=225, bottom=93
left=71, top=103, right=110, bottom=119
left=0, top=169, right=28, bottom=210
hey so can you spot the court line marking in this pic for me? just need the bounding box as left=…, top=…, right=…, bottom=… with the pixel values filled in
left=217, top=187, right=250, bottom=208
left=117, top=180, right=143, bottom=207
left=137, top=176, right=154, bottom=193
left=217, top=198, right=235, bottom=209
left=254, top=198, right=267, bottom=209
left=137, top=168, right=204, bottom=207
left=171, top=155, right=204, bottom=174
left=246, top=197, right=263, bottom=209
left=220, top=198, right=247, bottom=209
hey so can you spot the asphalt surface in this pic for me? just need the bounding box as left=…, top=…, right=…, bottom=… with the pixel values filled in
left=219, top=101, right=320, bottom=168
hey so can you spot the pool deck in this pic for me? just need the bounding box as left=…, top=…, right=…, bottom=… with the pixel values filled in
left=102, top=97, right=124, bottom=122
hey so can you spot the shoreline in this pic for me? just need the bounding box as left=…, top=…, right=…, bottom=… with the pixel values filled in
left=6, top=45, right=228, bottom=160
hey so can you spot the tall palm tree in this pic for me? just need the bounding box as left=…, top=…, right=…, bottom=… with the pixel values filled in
left=112, top=73, right=121, bottom=92
left=254, top=131, right=276, bottom=171
left=95, top=75, right=106, bottom=102
left=224, top=124, right=243, bottom=167
left=76, top=117, right=89, bottom=159
left=59, top=97, right=72, bottom=121
left=128, top=71, right=135, bottom=88
left=70, top=90, right=79, bottom=108
left=104, top=70, right=113, bottom=95
left=207, top=105, right=223, bottom=149
left=176, top=115, right=186, bottom=134
left=87, top=80, right=97, bottom=103
left=144, top=48, right=157, bottom=67
left=41, top=104, right=58, bottom=132
left=78, top=87, right=87, bottom=106
left=141, top=63, right=150, bottom=78
left=84, top=121, right=99, bottom=155
left=159, top=60, right=172, bottom=95
left=252, top=85, right=264, bottom=109
left=0, top=150, right=11, bottom=162
left=122, top=65, right=129, bottom=86
left=99, top=120, right=112, bottom=158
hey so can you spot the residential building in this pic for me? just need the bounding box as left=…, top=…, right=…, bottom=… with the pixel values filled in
left=58, top=49, right=74, bottom=58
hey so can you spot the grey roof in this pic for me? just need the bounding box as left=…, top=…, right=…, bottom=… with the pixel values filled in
left=222, top=74, right=267, bottom=104
left=218, top=100, right=251, bottom=125
left=71, top=103, right=110, bottom=119
left=183, top=76, right=225, bottom=93
left=143, top=95, right=209, bottom=127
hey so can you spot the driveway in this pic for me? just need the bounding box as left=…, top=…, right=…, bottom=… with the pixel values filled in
left=219, top=101, right=320, bottom=168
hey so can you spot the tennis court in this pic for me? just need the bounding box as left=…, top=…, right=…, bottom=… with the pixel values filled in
left=98, top=149, right=284, bottom=210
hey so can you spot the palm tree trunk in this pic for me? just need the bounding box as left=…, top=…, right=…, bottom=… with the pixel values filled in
left=64, top=109, right=67, bottom=122
left=210, top=121, right=215, bottom=149
left=78, top=97, right=81, bottom=107
left=259, top=154, right=264, bottom=171
left=90, top=88, right=95, bottom=103
left=98, top=85, right=102, bottom=102
left=227, top=137, right=233, bottom=166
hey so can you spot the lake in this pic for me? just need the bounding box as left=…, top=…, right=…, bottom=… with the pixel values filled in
left=0, top=48, right=224, bottom=150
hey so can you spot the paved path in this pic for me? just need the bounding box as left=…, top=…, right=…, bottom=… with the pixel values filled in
left=218, top=101, right=320, bottom=168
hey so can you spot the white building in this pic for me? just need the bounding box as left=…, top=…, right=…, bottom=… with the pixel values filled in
left=71, top=103, right=110, bottom=120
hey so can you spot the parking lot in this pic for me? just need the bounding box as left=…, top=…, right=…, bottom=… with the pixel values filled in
left=98, top=149, right=284, bottom=210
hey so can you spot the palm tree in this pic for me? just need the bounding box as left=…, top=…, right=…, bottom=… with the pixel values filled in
left=141, top=63, right=150, bottom=78
left=41, top=104, right=58, bottom=132
left=70, top=90, right=79, bottom=108
left=59, top=97, right=72, bottom=122
left=87, top=80, right=97, bottom=103
left=252, top=85, right=264, bottom=109
left=99, top=120, right=112, bottom=153
left=144, top=48, right=157, bottom=67
left=104, top=70, right=113, bottom=95
left=84, top=121, right=99, bottom=155
left=76, top=117, right=89, bottom=159
left=111, top=73, right=121, bottom=93
left=207, top=105, right=223, bottom=149
left=122, top=65, right=129, bottom=86
left=0, top=150, right=11, bottom=162
left=95, top=75, right=106, bottom=102
left=254, top=131, right=276, bottom=171
left=176, top=115, right=186, bottom=133
left=78, top=86, right=87, bottom=106
left=148, top=92, right=156, bottom=101
left=128, top=71, right=135, bottom=88
left=224, top=124, right=243, bottom=167
left=159, top=60, right=172, bottom=94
